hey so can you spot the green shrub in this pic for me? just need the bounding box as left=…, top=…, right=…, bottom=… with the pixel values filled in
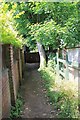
left=0, top=3, right=23, bottom=47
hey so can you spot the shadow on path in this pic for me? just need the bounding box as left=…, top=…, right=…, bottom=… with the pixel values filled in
left=20, top=63, right=57, bottom=118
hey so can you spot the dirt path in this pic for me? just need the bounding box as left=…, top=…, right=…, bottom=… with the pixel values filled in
left=20, top=63, right=57, bottom=118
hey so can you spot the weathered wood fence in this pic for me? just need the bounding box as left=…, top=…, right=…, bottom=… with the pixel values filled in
left=56, top=48, right=80, bottom=81
left=1, top=44, right=24, bottom=119
left=0, top=44, right=2, bottom=120
left=25, top=50, right=57, bottom=63
left=56, top=49, right=69, bottom=81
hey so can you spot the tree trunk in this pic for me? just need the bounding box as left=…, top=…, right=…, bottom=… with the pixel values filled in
left=37, top=42, right=46, bottom=69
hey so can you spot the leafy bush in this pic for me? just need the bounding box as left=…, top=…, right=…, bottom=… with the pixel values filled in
left=40, top=67, right=79, bottom=118
left=0, top=3, right=23, bottom=47
left=10, top=94, right=23, bottom=119
left=47, top=53, right=57, bottom=71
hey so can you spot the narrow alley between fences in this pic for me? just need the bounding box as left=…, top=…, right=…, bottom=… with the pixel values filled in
left=20, top=63, right=57, bottom=118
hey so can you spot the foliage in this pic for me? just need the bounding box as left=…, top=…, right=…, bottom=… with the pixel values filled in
left=47, top=54, right=56, bottom=71
left=6, top=2, right=80, bottom=50
left=29, top=2, right=79, bottom=49
left=10, top=94, right=23, bottom=119
left=40, top=62, right=79, bottom=118
left=62, top=17, right=79, bottom=47
left=28, top=20, right=62, bottom=49
left=0, top=3, right=23, bottom=47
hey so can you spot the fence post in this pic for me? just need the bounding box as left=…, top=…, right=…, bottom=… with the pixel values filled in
left=21, top=49, right=24, bottom=77
left=56, top=49, right=59, bottom=80
left=8, top=45, right=16, bottom=105
left=17, top=49, right=22, bottom=86
left=65, top=52, right=69, bottom=80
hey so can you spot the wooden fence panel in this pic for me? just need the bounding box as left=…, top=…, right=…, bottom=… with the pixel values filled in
left=2, top=69, right=11, bottom=118
left=56, top=50, right=69, bottom=81
left=56, top=48, right=80, bottom=81
left=0, top=44, right=2, bottom=120
left=1, top=44, right=24, bottom=118
left=26, top=52, right=40, bottom=63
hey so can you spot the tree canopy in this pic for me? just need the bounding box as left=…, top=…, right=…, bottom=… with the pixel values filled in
left=1, top=2, right=80, bottom=49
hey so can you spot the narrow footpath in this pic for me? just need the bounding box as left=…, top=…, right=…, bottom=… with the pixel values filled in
left=20, top=63, right=57, bottom=118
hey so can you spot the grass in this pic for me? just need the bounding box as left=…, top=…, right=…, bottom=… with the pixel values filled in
left=39, top=65, right=79, bottom=118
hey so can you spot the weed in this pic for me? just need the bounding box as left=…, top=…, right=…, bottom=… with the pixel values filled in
left=40, top=63, right=79, bottom=118
left=10, top=94, right=23, bottom=119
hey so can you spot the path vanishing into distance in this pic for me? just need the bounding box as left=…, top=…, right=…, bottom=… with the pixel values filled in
left=20, top=63, right=58, bottom=118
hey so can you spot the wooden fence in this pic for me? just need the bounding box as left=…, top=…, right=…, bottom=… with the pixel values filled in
left=56, top=50, right=69, bottom=81
left=0, top=44, right=2, bottom=120
left=25, top=50, right=57, bottom=63
left=56, top=48, right=80, bottom=81
left=1, top=44, right=24, bottom=119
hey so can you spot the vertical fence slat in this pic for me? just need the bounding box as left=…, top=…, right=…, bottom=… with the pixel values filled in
left=65, top=60, right=69, bottom=80
left=0, top=44, right=2, bottom=120
left=56, top=49, right=69, bottom=81
left=56, top=50, right=60, bottom=80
